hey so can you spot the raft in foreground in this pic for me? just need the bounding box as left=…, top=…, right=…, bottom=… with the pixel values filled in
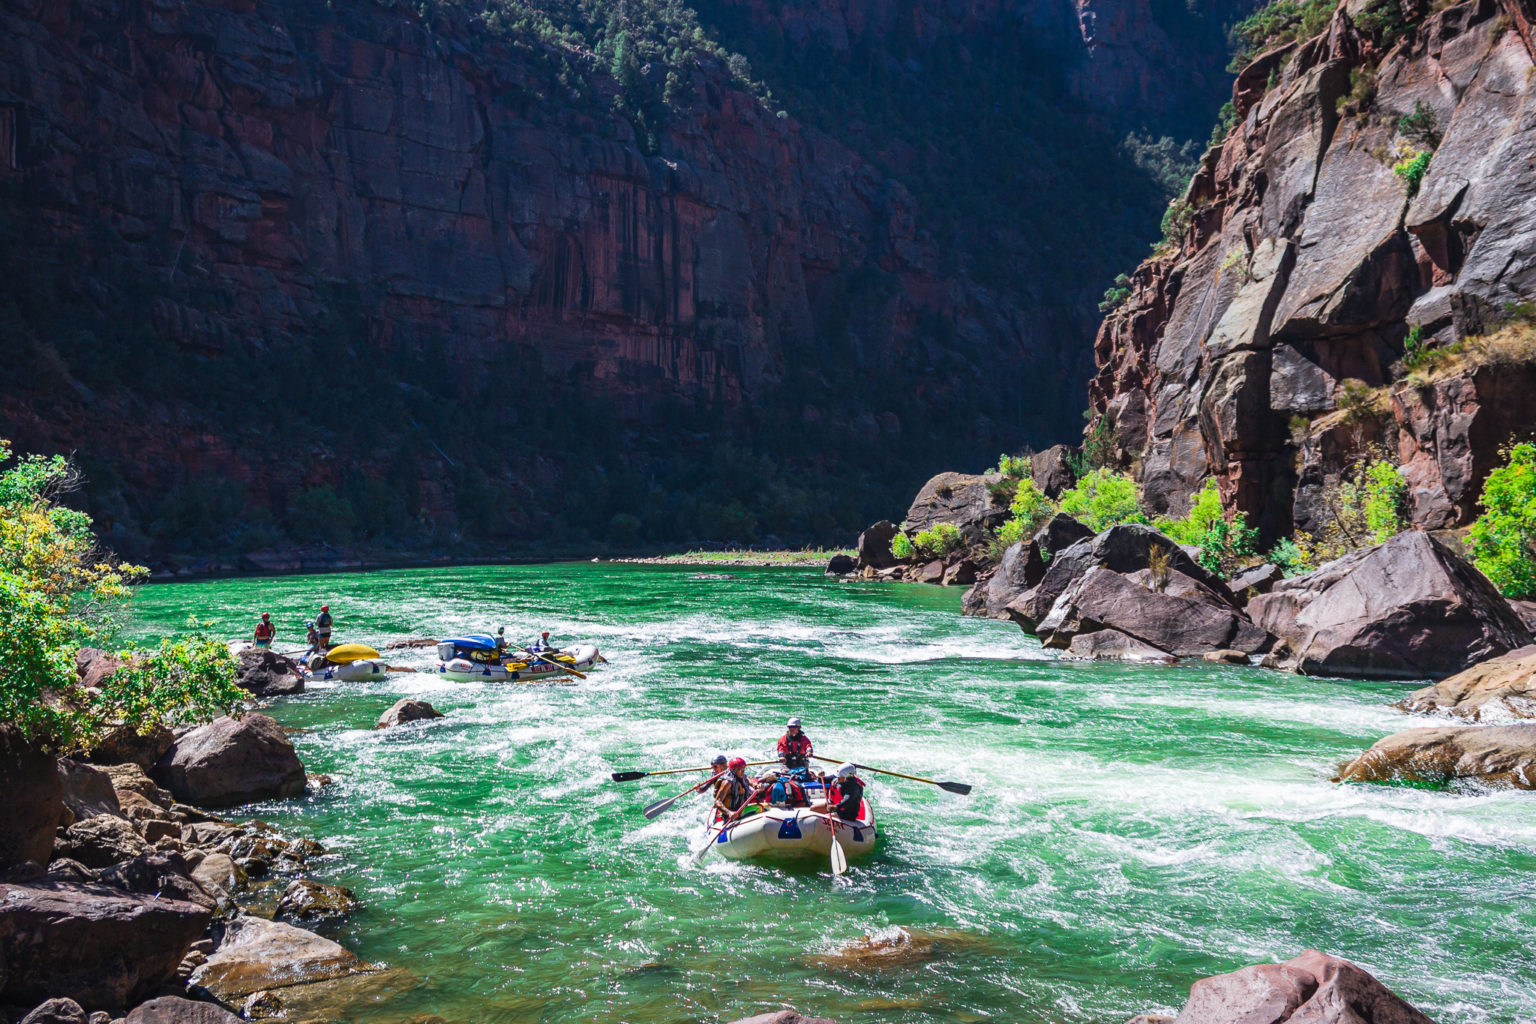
left=708, top=789, right=877, bottom=864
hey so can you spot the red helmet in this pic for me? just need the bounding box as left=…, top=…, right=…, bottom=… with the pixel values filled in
left=260, top=612, right=270, bottom=620
left=321, top=604, right=330, bottom=611
left=541, top=631, right=550, bottom=637
left=727, top=757, right=746, bottom=771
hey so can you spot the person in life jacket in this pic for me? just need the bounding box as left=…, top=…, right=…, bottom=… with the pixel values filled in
left=712, top=757, right=755, bottom=822
left=823, top=762, right=866, bottom=822
left=303, top=621, right=322, bottom=660
left=315, top=605, right=333, bottom=649
left=495, top=627, right=508, bottom=660
left=254, top=613, right=275, bottom=649
left=530, top=630, right=555, bottom=653
left=776, top=717, right=813, bottom=778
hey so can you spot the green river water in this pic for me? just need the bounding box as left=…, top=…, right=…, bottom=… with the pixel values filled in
left=127, top=563, right=1536, bottom=1024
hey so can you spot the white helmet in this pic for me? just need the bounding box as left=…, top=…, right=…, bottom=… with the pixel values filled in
left=787, top=716, right=801, bottom=727
left=836, top=762, right=857, bottom=778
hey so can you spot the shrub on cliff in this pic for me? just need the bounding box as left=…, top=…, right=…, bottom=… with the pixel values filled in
left=1155, top=479, right=1259, bottom=578
left=1468, top=442, right=1536, bottom=599
left=1056, top=469, right=1147, bottom=533
left=995, top=478, right=1057, bottom=550
left=912, top=523, right=963, bottom=559
left=0, top=439, right=243, bottom=753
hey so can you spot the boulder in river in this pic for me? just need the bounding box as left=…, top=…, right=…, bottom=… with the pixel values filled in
left=0, top=725, right=63, bottom=870
left=234, top=649, right=304, bottom=698
left=856, top=521, right=899, bottom=569
left=1062, top=628, right=1179, bottom=664
left=825, top=553, right=856, bottom=575
left=1337, top=724, right=1536, bottom=788
left=0, top=880, right=210, bottom=1007
left=124, top=996, right=244, bottom=1024
left=375, top=700, right=444, bottom=730
left=155, top=715, right=306, bottom=808
left=276, top=878, right=362, bottom=920
left=1398, top=645, right=1536, bottom=720
left=1128, top=949, right=1434, bottom=1024
left=1249, top=531, right=1533, bottom=680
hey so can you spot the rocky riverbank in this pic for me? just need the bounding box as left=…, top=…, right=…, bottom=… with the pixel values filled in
left=0, top=651, right=422, bottom=1024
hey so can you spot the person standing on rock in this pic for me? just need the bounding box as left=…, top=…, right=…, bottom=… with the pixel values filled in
left=254, top=613, right=275, bottom=649
left=315, top=604, right=333, bottom=649
left=776, top=717, right=813, bottom=780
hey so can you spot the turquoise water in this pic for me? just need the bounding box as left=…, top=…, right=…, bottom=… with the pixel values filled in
left=128, top=563, right=1536, bottom=1024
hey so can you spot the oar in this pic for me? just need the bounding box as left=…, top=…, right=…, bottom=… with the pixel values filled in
left=829, top=828, right=848, bottom=876
left=518, top=645, right=586, bottom=680
left=643, top=772, right=725, bottom=820
left=613, top=760, right=775, bottom=783
left=810, top=754, right=972, bottom=795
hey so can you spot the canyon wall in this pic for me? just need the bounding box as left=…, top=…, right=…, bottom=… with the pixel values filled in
left=1090, top=0, right=1536, bottom=541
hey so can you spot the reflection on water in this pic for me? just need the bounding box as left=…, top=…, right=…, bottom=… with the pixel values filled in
left=129, top=563, right=1536, bottom=1023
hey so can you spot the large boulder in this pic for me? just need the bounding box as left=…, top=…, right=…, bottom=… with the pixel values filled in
left=75, top=648, right=127, bottom=690
left=98, top=853, right=218, bottom=911
left=155, top=715, right=306, bottom=808
left=1337, top=724, right=1536, bottom=788
left=234, top=650, right=304, bottom=698
left=1062, top=628, right=1178, bottom=664
left=189, top=916, right=375, bottom=1003
left=375, top=700, right=444, bottom=730
left=856, top=521, right=900, bottom=569
left=961, top=541, right=1044, bottom=618
left=1037, top=567, right=1272, bottom=658
left=1399, top=646, right=1536, bottom=720
left=86, top=725, right=175, bottom=773
left=0, top=726, right=63, bottom=870
left=1228, top=562, right=1283, bottom=601
left=0, top=880, right=210, bottom=1007
left=901, top=472, right=1011, bottom=549
left=1132, top=949, right=1432, bottom=1024
left=1029, top=445, right=1079, bottom=498
left=1034, top=513, right=1095, bottom=556
left=825, top=553, right=856, bottom=575
left=53, top=815, right=148, bottom=869
left=125, top=997, right=244, bottom=1024
left=17, top=999, right=87, bottom=1024
left=1249, top=531, right=1533, bottom=679
left=57, top=759, right=122, bottom=822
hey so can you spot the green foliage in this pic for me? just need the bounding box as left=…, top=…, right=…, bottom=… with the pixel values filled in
left=1268, top=536, right=1315, bottom=576
left=1100, top=274, right=1133, bottom=314
left=1209, top=100, right=1239, bottom=147
left=988, top=453, right=1033, bottom=480
left=1401, top=324, right=1427, bottom=368
left=1082, top=415, right=1116, bottom=470
left=1159, top=198, right=1195, bottom=249
left=1467, top=442, right=1536, bottom=598
left=1121, top=132, right=1202, bottom=200
left=1228, top=0, right=1336, bottom=71
left=1154, top=478, right=1259, bottom=577
left=0, top=439, right=242, bottom=752
left=1398, top=101, right=1441, bottom=147
left=994, top=477, right=1057, bottom=552
left=1361, top=460, right=1409, bottom=543
left=1337, top=65, right=1377, bottom=115
left=286, top=486, right=357, bottom=547
left=1393, top=146, right=1432, bottom=196
left=1057, top=469, right=1147, bottom=533
left=890, top=532, right=916, bottom=561
left=912, top=522, right=964, bottom=559
left=1354, top=0, right=1410, bottom=45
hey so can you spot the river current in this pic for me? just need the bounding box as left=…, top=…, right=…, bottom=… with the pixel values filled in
left=129, top=562, right=1536, bottom=1024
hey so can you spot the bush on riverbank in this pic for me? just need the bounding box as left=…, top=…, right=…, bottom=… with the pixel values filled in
left=1468, top=442, right=1536, bottom=599
left=0, top=439, right=243, bottom=752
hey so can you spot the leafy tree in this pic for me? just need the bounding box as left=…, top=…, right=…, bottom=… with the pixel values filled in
left=1155, top=479, right=1257, bottom=578
left=912, top=522, right=963, bottom=559
left=1057, top=468, right=1146, bottom=532
left=891, top=532, right=916, bottom=561
left=1467, top=442, right=1536, bottom=599
left=0, top=439, right=243, bottom=752
left=1362, top=459, right=1409, bottom=543
left=995, top=477, right=1057, bottom=550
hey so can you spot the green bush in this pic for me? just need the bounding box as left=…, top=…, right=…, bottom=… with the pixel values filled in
left=988, top=453, right=1033, bottom=479
left=1467, top=442, right=1536, bottom=598
left=1099, top=275, right=1133, bottom=314
left=1362, top=459, right=1410, bottom=543
left=1155, top=479, right=1258, bottom=578
left=0, top=438, right=243, bottom=752
left=1057, top=469, right=1147, bottom=533
left=1402, top=324, right=1426, bottom=368
left=1393, top=147, right=1432, bottom=196
left=891, top=532, right=916, bottom=561
left=1268, top=536, right=1315, bottom=577
left=913, top=522, right=964, bottom=559
left=994, top=477, right=1057, bottom=551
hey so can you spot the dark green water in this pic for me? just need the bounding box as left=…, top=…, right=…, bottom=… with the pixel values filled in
left=129, top=563, right=1536, bottom=1024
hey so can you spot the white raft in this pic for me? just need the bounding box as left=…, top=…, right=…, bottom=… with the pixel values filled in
left=299, top=655, right=389, bottom=682
left=706, top=795, right=878, bottom=864
left=436, top=641, right=600, bottom=683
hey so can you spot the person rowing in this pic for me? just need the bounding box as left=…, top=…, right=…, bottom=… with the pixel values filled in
left=811, top=762, right=866, bottom=821
left=711, top=757, right=755, bottom=823
left=776, top=716, right=813, bottom=781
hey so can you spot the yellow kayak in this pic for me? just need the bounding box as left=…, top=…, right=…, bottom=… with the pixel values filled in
left=325, top=643, right=380, bottom=664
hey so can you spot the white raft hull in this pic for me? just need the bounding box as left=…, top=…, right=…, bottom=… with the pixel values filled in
left=437, top=644, right=600, bottom=683
left=300, top=659, right=388, bottom=682
left=709, top=800, right=877, bottom=863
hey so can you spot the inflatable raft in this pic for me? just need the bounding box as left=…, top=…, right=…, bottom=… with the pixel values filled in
left=300, top=643, right=389, bottom=682
left=706, top=787, right=878, bottom=864
left=436, top=635, right=600, bottom=682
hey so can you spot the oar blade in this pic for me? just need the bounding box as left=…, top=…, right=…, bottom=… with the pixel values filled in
left=611, top=771, right=648, bottom=782
left=938, top=781, right=973, bottom=795
left=690, top=833, right=716, bottom=865
left=830, top=838, right=848, bottom=876
left=642, top=796, right=678, bottom=819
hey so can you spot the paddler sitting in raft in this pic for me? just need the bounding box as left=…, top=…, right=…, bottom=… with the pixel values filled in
left=776, top=716, right=814, bottom=781
left=711, top=757, right=756, bottom=823
left=810, top=762, right=866, bottom=822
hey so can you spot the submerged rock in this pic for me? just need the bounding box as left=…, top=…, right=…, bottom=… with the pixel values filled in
left=816, top=927, right=976, bottom=971
left=1249, top=531, right=1531, bottom=679
left=1399, top=645, right=1536, bottom=720
left=276, top=878, right=361, bottom=920
left=375, top=700, right=445, bottom=730
left=155, top=715, right=306, bottom=808
left=1338, top=724, right=1536, bottom=789
left=1126, top=949, right=1433, bottom=1024
left=190, top=916, right=373, bottom=1002
left=124, top=996, right=244, bottom=1023
left=1062, top=628, right=1179, bottom=664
